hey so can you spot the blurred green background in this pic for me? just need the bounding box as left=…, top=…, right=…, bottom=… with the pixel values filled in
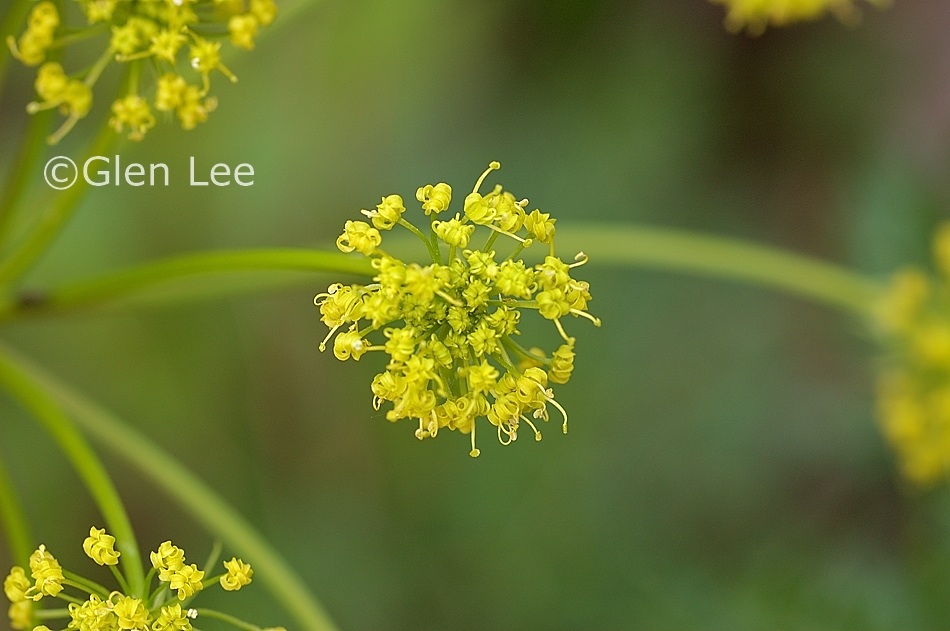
left=4, top=0, right=950, bottom=629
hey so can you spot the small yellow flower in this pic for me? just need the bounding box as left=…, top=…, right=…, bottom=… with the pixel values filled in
left=7, top=600, right=31, bottom=630
left=6, top=2, right=58, bottom=66
left=150, top=541, right=185, bottom=582
left=149, top=30, right=187, bottom=63
left=68, top=593, right=115, bottom=631
left=3, top=567, right=30, bottom=603
left=219, top=558, right=252, bottom=591
left=189, top=39, right=236, bottom=84
left=27, top=545, right=64, bottom=600
left=110, top=17, right=159, bottom=56
left=361, top=195, right=406, bottom=231
left=109, top=95, right=155, bottom=141
left=336, top=220, right=382, bottom=256
left=152, top=603, right=192, bottom=631
left=168, top=564, right=204, bottom=601
left=83, top=526, right=121, bottom=566
left=228, top=14, right=259, bottom=50
left=82, top=0, right=119, bottom=24
left=176, top=85, right=217, bottom=130
left=249, top=0, right=278, bottom=26
left=433, top=215, right=475, bottom=248
left=416, top=183, right=452, bottom=215
left=111, top=594, right=149, bottom=630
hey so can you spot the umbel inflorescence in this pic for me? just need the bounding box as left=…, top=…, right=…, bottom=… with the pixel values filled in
left=876, top=223, right=950, bottom=486
left=3, top=527, right=269, bottom=631
left=7, top=0, right=277, bottom=144
left=710, top=0, right=888, bottom=34
left=316, top=162, right=600, bottom=457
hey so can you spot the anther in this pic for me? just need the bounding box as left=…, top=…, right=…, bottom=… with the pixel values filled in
left=472, top=161, right=501, bottom=194
left=570, top=309, right=602, bottom=326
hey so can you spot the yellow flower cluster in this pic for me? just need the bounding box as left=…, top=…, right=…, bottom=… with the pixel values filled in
left=317, top=162, right=600, bottom=457
left=876, top=224, right=950, bottom=486
left=7, top=0, right=277, bottom=144
left=710, top=0, right=888, bottom=34
left=3, top=528, right=257, bottom=631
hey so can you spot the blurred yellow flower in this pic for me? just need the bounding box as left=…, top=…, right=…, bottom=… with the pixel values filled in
left=875, top=221, right=950, bottom=485
left=711, top=0, right=889, bottom=34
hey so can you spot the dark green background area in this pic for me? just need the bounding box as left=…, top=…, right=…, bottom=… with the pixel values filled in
left=3, top=0, right=950, bottom=629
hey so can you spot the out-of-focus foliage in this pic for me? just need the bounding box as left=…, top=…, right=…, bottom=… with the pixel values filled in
left=3, top=1, right=950, bottom=630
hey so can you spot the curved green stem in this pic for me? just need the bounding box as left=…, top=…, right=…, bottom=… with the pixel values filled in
left=0, top=112, right=117, bottom=287
left=0, top=343, right=341, bottom=631
left=0, top=347, right=146, bottom=595
left=555, top=224, right=883, bottom=316
left=0, top=249, right=375, bottom=322
left=0, top=450, right=33, bottom=567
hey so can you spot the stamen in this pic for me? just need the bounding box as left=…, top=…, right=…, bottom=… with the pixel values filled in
left=543, top=388, right=569, bottom=434
left=521, top=415, right=542, bottom=441
left=570, top=309, right=602, bottom=327
left=6, top=36, right=28, bottom=63
left=26, top=100, right=61, bottom=114
left=497, top=423, right=512, bottom=446
left=486, top=223, right=528, bottom=243
left=569, top=252, right=589, bottom=268
left=319, top=324, right=342, bottom=351
left=472, top=161, right=501, bottom=194
left=470, top=421, right=480, bottom=457
left=415, top=419, right=426, bottom=440
left=436, top=290, right=464, bottom=307
left=553, top=318, right=571, bottom=343
left=186, top=609, right=198, bottom=620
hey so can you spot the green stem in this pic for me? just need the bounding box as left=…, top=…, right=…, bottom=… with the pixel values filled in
left=501, top=335, right=551, bottom=366
left=0, top=343, right=341, bottom=631
left=110, top=563, right=132, bottom=595
left=34, top=608, right=70, bottom=619
left=487, top=299, right=538, bottom=309
left=49, top=23, right=108, bottom=49
left=63, top=570, right=110, bottom=599
left=0, top=450, right=33, bottom=567
left=0, top=348, right=146, bottom=595
left=555, top=224, right=883, bottom=316
left=0, top=249, right=375, bottom=322
left=0, top=115, right=117, bottom=287
left=0, top=110, right=55, bottom=250
left=195, top=609, right=260, bottom=631
left=398, top=218, right=441, bottom=264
